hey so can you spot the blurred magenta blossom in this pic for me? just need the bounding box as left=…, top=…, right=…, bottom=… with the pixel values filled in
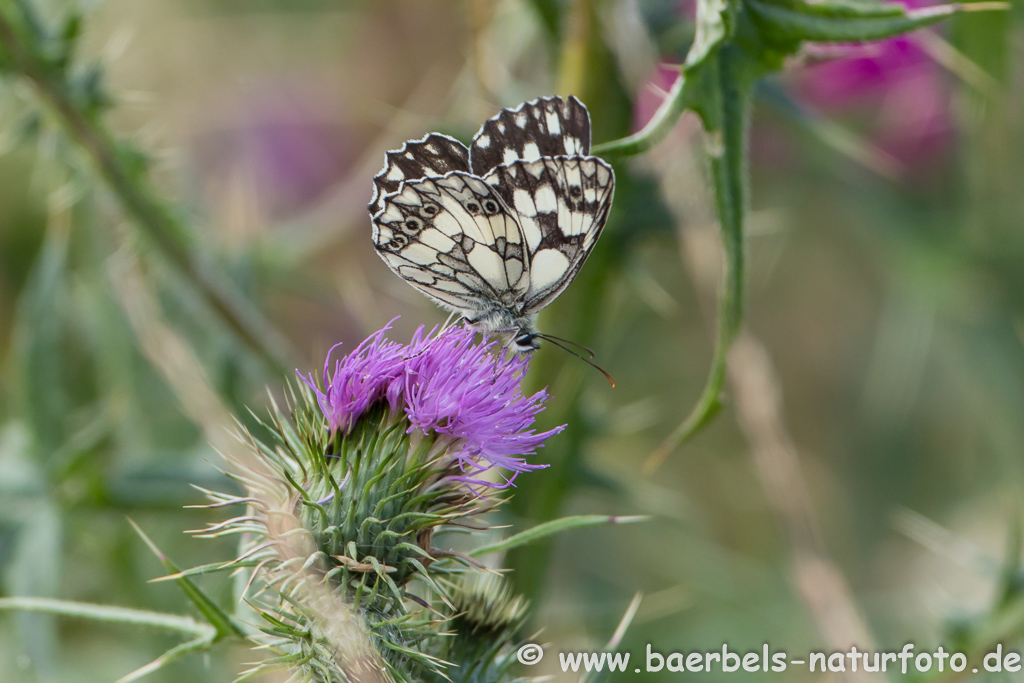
left=196, top=82, right=353, bottom=218
left=794, top=3, right=951, bottom=166
left=633, top=0, right=951, bottom=167
left=633, top=64, right=683, bottom=134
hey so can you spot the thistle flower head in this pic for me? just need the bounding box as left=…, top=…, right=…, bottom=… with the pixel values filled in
left=301, top=320, right=561, bottom=490
left=401, top=325, right=556, bottom=487
left=197, top=321, right=563, bottom=683
left=303, top=324, right=407, bottom=433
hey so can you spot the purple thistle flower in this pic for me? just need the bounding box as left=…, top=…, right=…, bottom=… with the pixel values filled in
left=299, top=320, right=407, bottom=433
left=402, top=326, right=560, bottom=485
left=298, top=321, right=562, bottom=489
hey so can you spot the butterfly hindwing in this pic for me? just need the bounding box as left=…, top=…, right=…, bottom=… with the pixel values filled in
left=371, top=172, right=529, bottom=317
left=483, top=155, right=614, bottom=311
left=369, top=133, right=470, bottom=215
left=469, top=95, right=591, bottom=176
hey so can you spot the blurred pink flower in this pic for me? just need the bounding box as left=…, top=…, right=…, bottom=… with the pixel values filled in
left=631, top=0, right=952, bottom=169
left=793, top=1, right=951, bottom=166
left=633, top=63, right=683, bottom=133
left=196, top=82, right=354, bottom=219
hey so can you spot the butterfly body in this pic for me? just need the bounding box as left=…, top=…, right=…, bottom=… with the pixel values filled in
left=469, top=311, right=540, bottom=352
left=370, top=96, right=614, bottom=352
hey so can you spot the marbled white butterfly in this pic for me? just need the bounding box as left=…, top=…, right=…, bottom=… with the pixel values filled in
left=370, top=95, right=614, bottom=353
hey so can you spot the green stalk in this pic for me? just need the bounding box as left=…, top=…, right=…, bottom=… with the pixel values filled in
left=590, top=0, right=1004, bottom=471
left=0, top=8, right=296, bottom=376
left=509, top=223, right=622, bottom=601
left=557, top=0, right=596, bottom=96
left=592, top=73, right=690, bottom=157
left=0, top=597, right=213, bottom=636
left=646, top=46, right=753, bottom=470
left=130, top=519, right=245, bottom=640
left=470, top=515, right=647, bottom=558
left=509, top=0, right=632, bottom=602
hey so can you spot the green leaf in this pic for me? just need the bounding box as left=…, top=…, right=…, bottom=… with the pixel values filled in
left=594, top=73, right=691, bottom=157
left=701, top=46, right=751, bottom=344
left=0, top=596, right=213, bottom=636
left=115, top=634, right=216, bottom=683
left=469, top=515, right=647, bottom=558
left=593, top=0, right=1006, bottom=471
left=5, top=499, right=62, bottom=677
left=646, top=45, right=755, bottom=468
left=129, top=519, right=245, bottom=640
left=746, top=0, right=1007, bottom=44
left=593, top=0, right=733, bottom=158
left=687, top=0, right=733, bottom=71
left=12, top=224, right=69, bottom=458
left=0, top=595, right=222, bottom=683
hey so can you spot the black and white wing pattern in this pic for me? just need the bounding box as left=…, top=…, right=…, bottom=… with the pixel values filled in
left=469, top=95, right=590, bottom=175
left=372, top=172, right=528, bottom=316
left=484, top=155, right=613, bottom=311
left=469, top=94, right=612, bottom=314
left=370, top=95, right=614, bottom=349
left=369, top=133, right=470, bottom=214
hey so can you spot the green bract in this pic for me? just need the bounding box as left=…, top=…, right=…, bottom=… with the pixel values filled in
left=195, top=389, right=502, bottom=683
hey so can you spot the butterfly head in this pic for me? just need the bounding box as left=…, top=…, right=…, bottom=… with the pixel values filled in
left=512, top=331, right=541, bottom=354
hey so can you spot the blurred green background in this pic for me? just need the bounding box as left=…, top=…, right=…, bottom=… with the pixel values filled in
left=1, top=0, right=1023, bottom=680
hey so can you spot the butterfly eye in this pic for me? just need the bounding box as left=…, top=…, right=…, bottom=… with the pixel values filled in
left=420, top=204, right=439, bottom=218
left=514, top=334, right=539, bottom=352
left=483, top=199, right=499, bottom=215
left=404, top=217, right=423, bottom=233
left=465, top=201, right=481, bottom=215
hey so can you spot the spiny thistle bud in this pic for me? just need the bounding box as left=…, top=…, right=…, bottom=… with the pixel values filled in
left=195, top=321, right=563, bottom=683
left=439, top=574, right=530, bottom=683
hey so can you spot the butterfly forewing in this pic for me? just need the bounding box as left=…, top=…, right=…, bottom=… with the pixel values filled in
left=372, top=172, right=529, bottom=318
left=469, top=95, right=591, bottom=176
left=483, top=155, right=614, bottom=311
left=369, top=133, right=470, bottom=215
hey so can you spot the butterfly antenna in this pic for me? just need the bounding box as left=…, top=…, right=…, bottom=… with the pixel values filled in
left=534, top=333, right=597, bottom=359
left=538, top=336, right=616, bottom=387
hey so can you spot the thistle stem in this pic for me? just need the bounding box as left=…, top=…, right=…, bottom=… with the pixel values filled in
left=0, top=8, right=296, bottom=376
left=646, top=46, right=752, bottom=471
left=558, top=0, right=596, bottom=96
left=592, top=72, right=690, bottom=157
